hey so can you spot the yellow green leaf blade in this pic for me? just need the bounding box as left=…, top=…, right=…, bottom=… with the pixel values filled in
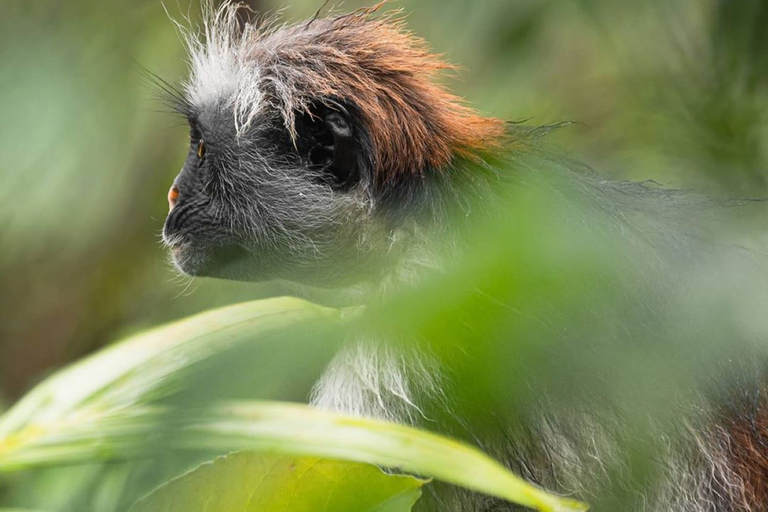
left=129, top=454, right=423, bottom=512
left=0, top=297, right=341, bottom=464
left=0, top=407, right=163, bottom=471
left=182, top=401, right=588, bottom=512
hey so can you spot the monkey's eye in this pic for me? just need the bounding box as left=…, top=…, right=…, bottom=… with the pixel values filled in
left=197, top=139, right=206, bottom=159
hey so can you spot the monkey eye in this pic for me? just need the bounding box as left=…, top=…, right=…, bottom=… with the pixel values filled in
left=197, top=139, right=206, bottom=159
left=299, top=102, right=359, bottom=189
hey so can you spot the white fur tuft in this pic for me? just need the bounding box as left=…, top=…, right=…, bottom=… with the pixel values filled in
left=173, top=3, right=267, bottom=134
left=310, top=338, right=443, bottom=424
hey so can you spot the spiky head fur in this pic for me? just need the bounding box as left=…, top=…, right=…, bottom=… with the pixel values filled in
left=180, top=2, right=505, bottom=185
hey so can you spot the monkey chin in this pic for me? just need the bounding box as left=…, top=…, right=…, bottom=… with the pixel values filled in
left=169, top=240, right=384, bottom=290
left=169, top=242, right=265, bottom=282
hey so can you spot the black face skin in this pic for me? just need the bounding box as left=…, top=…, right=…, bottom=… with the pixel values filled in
left=162, top=99, right=396, bottom=287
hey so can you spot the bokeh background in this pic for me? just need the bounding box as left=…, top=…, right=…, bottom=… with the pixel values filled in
left=1, top=0, right=767, bottom=432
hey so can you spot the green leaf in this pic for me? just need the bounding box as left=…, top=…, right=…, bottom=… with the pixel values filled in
left=176, top=401, right=589, bottom=512
left=0, top=297, right=342, bottom=469
left=0, top=399, right=588, bottom=512
left=0, top=295, right=588, bottom=512
left=129, top=454, right=423, bottom=512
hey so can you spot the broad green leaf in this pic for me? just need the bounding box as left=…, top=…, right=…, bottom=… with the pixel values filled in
left=0, top=399, right=588, bottom=511
left=176, top=401, right=588, bottom=512
left=0, top=298, right=341, bottom=468
left=129, top=455, right=423, bottom=512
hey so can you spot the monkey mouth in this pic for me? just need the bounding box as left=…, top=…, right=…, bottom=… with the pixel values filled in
left=166, top=240, right=204, bottom=275
left=168, top=238, right=255, bottom=280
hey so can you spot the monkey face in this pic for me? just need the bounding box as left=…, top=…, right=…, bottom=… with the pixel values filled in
left=162, top=99, right=381, bottom=286
left=159, top=5, right=504, bottom=287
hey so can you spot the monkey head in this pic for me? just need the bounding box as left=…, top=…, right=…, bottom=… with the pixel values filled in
left=162, top=4, right=503, bottom=287
left=163, top=91, right=373, bottom=286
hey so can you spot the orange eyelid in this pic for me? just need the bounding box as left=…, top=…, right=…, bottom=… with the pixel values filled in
left=197, top=140, right=205, bottom=159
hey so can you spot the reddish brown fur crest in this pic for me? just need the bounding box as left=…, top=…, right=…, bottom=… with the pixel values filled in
left=718, top=396, right=768, bottom=510
left=248, top=4, right=506, bottom=184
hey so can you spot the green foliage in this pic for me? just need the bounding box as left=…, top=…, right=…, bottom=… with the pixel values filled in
left=0, top=298, right=342, bottom=471
left=3, top=0, right=768, bottom=510
left=0, top=296, right=587, bottom=511
left=129, top=455, right=423, bottom=512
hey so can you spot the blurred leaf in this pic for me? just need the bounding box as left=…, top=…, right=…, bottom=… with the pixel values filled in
left=129, top=455, right=423, bottom=512
left=0, top=297, right=342, bottom=470
left=0, top=509, right=50, bottom=512
left=0, top=291, right=587, bottom=511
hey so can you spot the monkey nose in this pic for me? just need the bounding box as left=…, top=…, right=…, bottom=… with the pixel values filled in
left=167, top=184, right=179, bottom=211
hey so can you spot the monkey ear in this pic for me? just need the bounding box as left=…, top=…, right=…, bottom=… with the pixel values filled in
left=302, top=101, right=360, bottom=188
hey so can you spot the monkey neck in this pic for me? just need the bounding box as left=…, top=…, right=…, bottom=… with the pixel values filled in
left=278, top=144, right=517, bottom=308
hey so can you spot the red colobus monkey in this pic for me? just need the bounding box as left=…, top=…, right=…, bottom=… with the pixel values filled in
left=161, top=3, right=768, bottom=511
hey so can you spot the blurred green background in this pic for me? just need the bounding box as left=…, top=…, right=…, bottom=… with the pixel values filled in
left=1, top=0, right=767, bottom=428
left=1, top=1, right=768, bottom=511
